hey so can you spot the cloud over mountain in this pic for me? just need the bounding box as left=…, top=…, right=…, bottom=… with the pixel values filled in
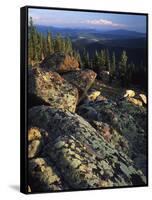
left=85, top=19, right=126, bottom=27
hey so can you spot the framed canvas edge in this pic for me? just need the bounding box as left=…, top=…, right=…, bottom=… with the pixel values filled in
left=20, top=5, right=149, bottom=194
left=20, top=6, right=28, bottom=194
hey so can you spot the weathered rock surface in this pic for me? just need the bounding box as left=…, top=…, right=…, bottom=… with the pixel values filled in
left=28, top=106, right=146, bottom=191
left=77, top=99, right=147, bottom=175
left=90, top=121, right=129, bottom=154
left=28, top=157, right=68, bottom=192
left=28, top=68, right=78, bottom=112
left=63, top=70, right=97, bottom=102
left=40, top=52, right=80, bottom=73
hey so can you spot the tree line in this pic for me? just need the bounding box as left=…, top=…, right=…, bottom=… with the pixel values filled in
left=28, top=17, right=147, bottom=89
left=28, top=17, right=80, bottom=66
left=81, top=48, right=145, bottom=87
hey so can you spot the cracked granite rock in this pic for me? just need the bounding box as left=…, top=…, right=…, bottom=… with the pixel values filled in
left=28, top=106, right=146, bottom=191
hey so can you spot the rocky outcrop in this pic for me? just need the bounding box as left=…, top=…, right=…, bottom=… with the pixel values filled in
left=63, top=70, right=97, bottom=102
left=28, top=68, right=78, bottom=112
left=28, top=106, right=146, bottom=191
left=77, top=99, right=147, bottom=175
left=40, top=52, right=80, bottom=73
left=123, top=90, right=147, bottom=107
left=27, top=51, right=147, bottom=193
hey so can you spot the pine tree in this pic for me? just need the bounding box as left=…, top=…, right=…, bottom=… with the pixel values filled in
left=42, top=35, right=48, bottom=58
left=92, top=51, right=99, bottom=72
left=47, top=31, right=53, bottom=55
left=81, top=48, right=90, bottom=69
left=105, top=49, right=111, bottom=71
left=94, top=51, right=100, bottom=66
left=99, top=50, right=106, bottom=66
left=119, top=50, right=128, bottom=75
left=111, top=52, right=116, bottom=76
left=28, top=17, right=35, bottom=65
left=65, top=37, right=73, bottom=54
left=119, top=50, right=128, bottom=86
left=39, top=33, right=43, bottom=60
left=73, top=50, right=81, bottom=65
left=54, top=33, right=62, bottom=52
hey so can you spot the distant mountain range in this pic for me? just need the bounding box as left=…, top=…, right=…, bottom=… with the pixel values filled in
left=36, top=25, right=146, bottom=40
left=35, top=25, right=147, bottom=65
left=101, top=29, right=146, bottom=38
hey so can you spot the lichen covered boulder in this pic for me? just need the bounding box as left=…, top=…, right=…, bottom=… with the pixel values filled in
left=40, top=52, right=80, bottom=73
left=28, top=67, right=78, bottom=112
left=63, top=70, right=97, bottom=101
left=28, top=106, right=146, bottom=190
left=77, top=100, right=147, bottom=175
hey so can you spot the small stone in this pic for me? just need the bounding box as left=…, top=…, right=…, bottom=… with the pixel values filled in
left=28, top=127, right=41, bottom=141
left=54, top=141, right=65, bottom=149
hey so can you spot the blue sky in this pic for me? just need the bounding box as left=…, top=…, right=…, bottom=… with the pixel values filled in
left=29, top=8, right=147, bottom=33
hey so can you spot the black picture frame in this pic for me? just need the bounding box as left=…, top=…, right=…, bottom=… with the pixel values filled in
left=20, top=5, right=148, bottom=194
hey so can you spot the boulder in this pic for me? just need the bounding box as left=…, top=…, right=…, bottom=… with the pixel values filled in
left=124, top=90, right=135, bottom=98
left=99, top=70, right=110, bottom=82
left=28, top=127, right=69, bottom=192
left=28, top=106, right=146, bottom=190
left=63, top=70, right=97, bottom=102
left=28, top=67, right=78, bottom=112
left=77, top=100, right=147, bottom=175
left=40, top=52, right=80, bottom=73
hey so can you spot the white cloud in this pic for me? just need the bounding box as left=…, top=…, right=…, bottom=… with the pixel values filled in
left=84, top=19, right=126, bottom=27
